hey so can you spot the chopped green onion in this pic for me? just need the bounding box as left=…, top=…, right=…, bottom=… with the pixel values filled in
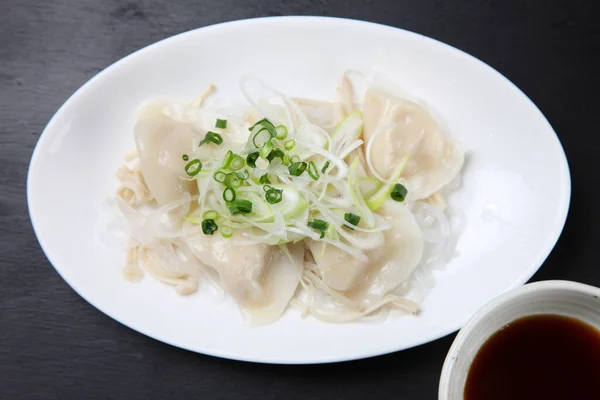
left=390, top=183, right=408, bottom=202
left=238, top=169, right=249, bottom=180
left=265, top=188, right=283, bottom=204
left=225, top=172, right=242, bottom=188
left=214, top=172, right=227, bottom=183
left=249, top=118, right=277, bottom=137
left=213, top=171, right=227, bottom=183
left=344, top=212, right=361, bottom=229
left=267, top=149, right=285, bottom=163
left=275, top=125, right=288, bottom=140
left=227, top=199, right=253, bottom=215
left=290, top=155, right=300, bottom=164
left=215, top=119, right=227, bottom=129
left=284, top=139, right=296, bottom=150
left=283, top=155, right=291, bottom=165
left=199, top=131, right=223, bottom=146
left=321, top=160, right=331, bottom=173
left=184, top=159, right=202, bottom=176
left=182, top=154, right=189, bottom=161
left=203, top=210, right=218, bottom=220
left=201, top=219, right=218, bottom=235
left=252, top=128, right=272, bottom=148
left=308, top=219, right=329, bottom=237
left=262, top=185, right=273, bottom=192
left=246, top=152, right=259, bottom=168
left=223, top=187, right=236, bottom=202
left=307, top=161, right=320, bottom=181
left=259, top=140, right=274, bottom=159
left=220, top=225, right=233, bottom=238
left=229, top=155, right=245, bottom=171
left=259, top=173, right=271, bottom=184
left=288, top=161, right=307, bottom=176
left=222, top=151, right=245, bottom=171
left=222, top=150, right=233, bottom=167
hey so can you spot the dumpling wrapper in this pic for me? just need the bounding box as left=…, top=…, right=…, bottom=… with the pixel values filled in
left=185, top=232, right=303, bottom=325
left=352, top=201, right=424, bottom=306
left=308, top=201, right=424, bottom=306
left=363, top=87, right=464, bottom=201
left=134, top=117, right=197, bottom=205
left=307, top=230, right=385, bottom=292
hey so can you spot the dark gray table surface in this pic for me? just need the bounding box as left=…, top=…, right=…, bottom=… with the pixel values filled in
left=1, top=0, right=599, bottom=399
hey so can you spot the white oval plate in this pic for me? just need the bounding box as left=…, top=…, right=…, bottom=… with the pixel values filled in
left=28, top=17, right=570, bottom=364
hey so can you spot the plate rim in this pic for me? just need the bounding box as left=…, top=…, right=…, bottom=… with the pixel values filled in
left=27, top=16, right=571, bottom=364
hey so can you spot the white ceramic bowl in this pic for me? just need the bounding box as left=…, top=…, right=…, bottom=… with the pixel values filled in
left=28, top=17, right=571, bottom=363
left=439, top=280, right=600, bottom=399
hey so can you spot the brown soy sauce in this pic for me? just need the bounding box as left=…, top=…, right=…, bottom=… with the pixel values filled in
left=464, top=314, right=600, bottom=400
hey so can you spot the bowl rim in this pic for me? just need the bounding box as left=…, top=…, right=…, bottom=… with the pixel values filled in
left=438, top=280, right=600, bottom=398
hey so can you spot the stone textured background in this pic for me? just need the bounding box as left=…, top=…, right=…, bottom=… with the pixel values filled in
left=1, top=1, right=598, bottom=398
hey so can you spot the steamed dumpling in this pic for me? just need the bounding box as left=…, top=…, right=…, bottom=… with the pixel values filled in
left=134, top=117, right=196, bottom=205
left=241, top=242, right=304, bottom=325
left=307, top=230, right=385, bottom=291
left=352, top=201, right=424, bottom=306
left=307, top=201, right=423, bottom=306
left=185, top=232, right=303, bottom=325
left=363, top=88, right=464, bottom=200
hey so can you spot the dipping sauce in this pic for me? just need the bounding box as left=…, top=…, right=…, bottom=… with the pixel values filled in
left=464, top=314, right=600, bottom=400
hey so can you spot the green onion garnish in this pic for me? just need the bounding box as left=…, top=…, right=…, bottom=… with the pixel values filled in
left=215, top=119, right=227, bottom=129
left=284, top=139, right=296, bottom=150
left=220, top=225, right=233, bottom=238
left=199, top=131, right=223, bottom=146
left=307, top=161, right=320, bottom=181
left=246, top=152, right=259, bottom=168
left=308, top=219, right=329, bottom=238
left=321, top=160, right=331, bottom=173
left=283, top=155, right=291, bottom=165
left=290, top=155, right=300, bottom=164
left=249, top=118, right=277, bottom=137
left=259, top=140, right=274, bottom=159
left=275, top=125, right=288, bottom=140
left=222, top=150, right=233, bottom=167
left=265, top=188, right=283, bottom=204
left=288, top=161, right=307, bottom=176
left=201, top=219, right=218, bottom=235
left=223, top=187, right=236, bottom=202
left=225, top=172, right=242, bottom=188
left=222, top=151, right=245, bottom=171
left=344, top=212, right=361, bottom=229
left=213, top=171, right=226, bottom=183
left=267, top=149, right=285, bottom=163
left=182, top=154, right=189, bottom=161
left=390, top=183, right=408, bottom=202
left=263, top=185, right=273, bottom=192
left=203, top=210, right=218, bottom=220
left=230, top=156, right=244, bottom=171
left=238, top=169, right=249, bottom=180
left=227, top=199, right=253, bottom=215
left=184, top=159, right=202, bottom=176
left=259, top=173, right=271, bottom=184
left=252, top=128, right=272, bottom=148
left=308, top=219, right=328, bottom=231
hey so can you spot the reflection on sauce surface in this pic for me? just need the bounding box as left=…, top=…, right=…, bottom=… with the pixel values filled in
left=465, top=314, right=600, bottom=400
